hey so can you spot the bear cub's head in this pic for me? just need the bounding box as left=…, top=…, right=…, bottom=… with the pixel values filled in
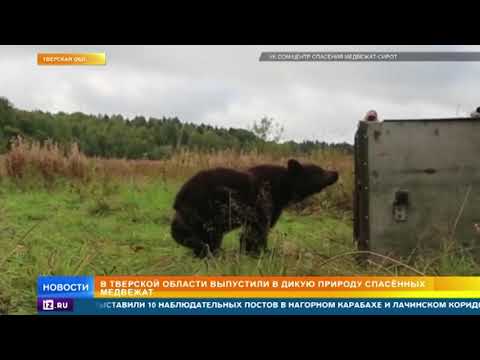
left=287, top=159, right=339, bottom=202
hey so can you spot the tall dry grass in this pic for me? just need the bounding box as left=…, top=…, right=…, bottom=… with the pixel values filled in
left=0, top=155, right=5, bottom=178
left=0, top=138, right=354, bottom=212
left=4, top=137, right=91, bottom=182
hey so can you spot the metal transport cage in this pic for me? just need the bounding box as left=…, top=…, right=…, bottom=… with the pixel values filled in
left=353, top=118, right=480, bottom=259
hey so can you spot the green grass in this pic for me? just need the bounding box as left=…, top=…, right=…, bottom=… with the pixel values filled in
left=1, top=177, right=480, bottom=314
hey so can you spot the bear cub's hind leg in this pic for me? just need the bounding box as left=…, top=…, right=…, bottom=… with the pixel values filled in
left=172, top=212, right=224, bottom=258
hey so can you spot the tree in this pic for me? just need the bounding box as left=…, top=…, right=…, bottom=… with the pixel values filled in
left=252, top=116, right=284, bottom=143
left=0, top=97, right=353, bottom=158
left=131, top=116, right=147, bottom=127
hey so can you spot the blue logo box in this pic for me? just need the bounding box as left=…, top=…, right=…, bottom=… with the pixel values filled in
left=37, top=276, right=94, bottom=299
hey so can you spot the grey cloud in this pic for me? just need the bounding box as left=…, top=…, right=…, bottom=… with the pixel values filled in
left=1, top=45, right=480, bottom=143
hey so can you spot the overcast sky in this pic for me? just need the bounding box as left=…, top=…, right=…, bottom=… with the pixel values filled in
left=1, top=45, right=480, bottom=143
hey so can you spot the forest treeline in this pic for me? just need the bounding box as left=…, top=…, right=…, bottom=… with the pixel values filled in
left=0, top=97, right=353, bottom=159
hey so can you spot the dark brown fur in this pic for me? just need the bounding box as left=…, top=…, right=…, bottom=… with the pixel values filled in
left=171, top=159, right=338, bottom=257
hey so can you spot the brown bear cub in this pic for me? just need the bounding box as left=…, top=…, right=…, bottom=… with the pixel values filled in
left=171, top=159, right=339, bottom=258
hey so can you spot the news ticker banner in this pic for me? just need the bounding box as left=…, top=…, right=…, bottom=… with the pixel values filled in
left=37, top=276, right=480, bottom=315
left=37, top=53, right=106, bottom=66
left=258, top=52, right=480, bottom=62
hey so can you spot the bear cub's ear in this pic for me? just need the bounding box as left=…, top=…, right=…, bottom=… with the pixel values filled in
left=287, top=159, right=303, bottom=175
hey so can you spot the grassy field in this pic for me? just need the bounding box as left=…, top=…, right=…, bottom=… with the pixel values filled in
left=1, top=140, right=480, bottom=314
left=0, top=178, right=355, bottom=314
